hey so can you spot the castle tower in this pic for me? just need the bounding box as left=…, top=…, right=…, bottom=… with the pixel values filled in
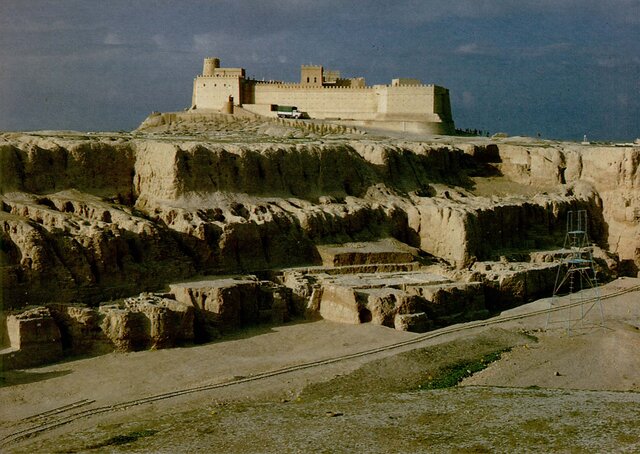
left=203, top=57, right=220, bottom=76
left=301, top=65, right=323, bottom=86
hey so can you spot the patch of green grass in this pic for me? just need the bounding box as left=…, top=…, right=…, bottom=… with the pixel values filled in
left=84, top=429, right=158, bottom=450
left=520, top=418, right=551, bottom=432
left=421, top=350, right=507, bottom=389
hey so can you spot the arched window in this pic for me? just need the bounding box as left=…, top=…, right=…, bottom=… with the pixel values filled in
left=307, top=77, right=310, bottom=83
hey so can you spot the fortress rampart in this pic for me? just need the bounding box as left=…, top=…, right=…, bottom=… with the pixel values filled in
left=191, top=57, right=455, bottom=134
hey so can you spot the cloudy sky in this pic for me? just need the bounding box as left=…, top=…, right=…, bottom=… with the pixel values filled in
left=1, top=0, right=638, bottom=141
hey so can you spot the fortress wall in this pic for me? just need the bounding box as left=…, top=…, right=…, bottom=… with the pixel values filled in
left=192, top=76, right=241, bottom=110
left=252, top=84, right=378, bottom=119
left=239, top=103, right=275, bottom=117
left=193, top=73, right=452, bottom=124
left=376, top=85, right=436, bottom=118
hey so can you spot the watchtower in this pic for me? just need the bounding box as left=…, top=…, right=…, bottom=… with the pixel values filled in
left=203, top=57, right=221, bottom=76
left=301, top=65, right=323, bottom=86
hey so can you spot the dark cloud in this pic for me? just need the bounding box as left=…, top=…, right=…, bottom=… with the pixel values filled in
left=0, top=0, right=637, bottom=140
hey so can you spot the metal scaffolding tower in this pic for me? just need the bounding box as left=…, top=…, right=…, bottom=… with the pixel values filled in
left=546, top=210, right=604, bottom=331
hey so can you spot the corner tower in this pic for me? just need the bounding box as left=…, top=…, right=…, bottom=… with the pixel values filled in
left=192, top=57, right=245, bottom=110
left=203, top=57, right=220, bottom=76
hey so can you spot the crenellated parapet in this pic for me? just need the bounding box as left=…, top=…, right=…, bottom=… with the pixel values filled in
left=251, top=81, right=376, bottom=91
left=197, top=74, right=245, bottom=79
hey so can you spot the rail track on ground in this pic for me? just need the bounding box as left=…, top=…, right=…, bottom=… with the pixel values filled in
left=2, top=283, right=639, bottom=449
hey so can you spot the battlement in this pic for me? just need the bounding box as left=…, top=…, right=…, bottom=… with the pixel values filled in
left=377, top=83, right=437, bottom=89
left=249, top=80, right=438, bottom=90
left=251, top=81, right=375, bottom=90
left=197, top=74, right=245, bottom=79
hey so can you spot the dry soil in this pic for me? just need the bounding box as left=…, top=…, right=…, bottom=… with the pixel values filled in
left=1, top=278, right=639, bottom=453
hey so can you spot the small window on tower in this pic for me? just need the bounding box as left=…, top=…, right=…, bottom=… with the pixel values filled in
left=307, top=77, right=310, bottom=83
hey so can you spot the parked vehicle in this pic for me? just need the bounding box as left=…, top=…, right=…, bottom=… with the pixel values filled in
left=275, top=105, right=302, bottom=119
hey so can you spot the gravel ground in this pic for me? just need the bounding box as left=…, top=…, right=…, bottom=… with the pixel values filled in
left=13, top=385, right=640, bottom=453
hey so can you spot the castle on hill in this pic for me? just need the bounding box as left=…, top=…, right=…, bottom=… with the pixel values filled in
left=190, top=57, right=455, bottom=134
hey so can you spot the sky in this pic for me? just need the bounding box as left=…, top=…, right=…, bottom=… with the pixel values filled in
left=0, top=0, right=638, bottom=141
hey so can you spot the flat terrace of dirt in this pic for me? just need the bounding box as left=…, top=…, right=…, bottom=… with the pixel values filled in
left=1, top=278, right=639, bottom=453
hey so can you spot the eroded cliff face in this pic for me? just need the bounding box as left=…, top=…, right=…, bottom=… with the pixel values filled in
left=494, top=143, right=640, bottom=273
left=1, top=133, right=637, bottom=310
